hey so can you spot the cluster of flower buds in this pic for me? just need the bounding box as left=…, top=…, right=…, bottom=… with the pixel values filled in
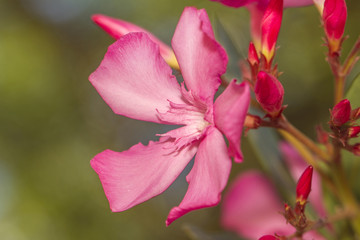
left=329, top=99, right=360, bottom=155
left=322, top=0, right=347, bottom=55
left=284, top=166, right=313, bottom=231
left=242, top=0, right=286, bottom=119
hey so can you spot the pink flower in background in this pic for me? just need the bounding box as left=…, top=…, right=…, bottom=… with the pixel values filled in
left=90, top=7, right=250, bottom=226
left=221, top=171, right=325, bottom=239
left=92, top=14, right=178, bottom=69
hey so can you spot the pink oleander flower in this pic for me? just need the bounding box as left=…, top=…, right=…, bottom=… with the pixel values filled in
left=92, top=14, right=178, bottom=69
left=221, top=171, right=325, bottom=239
left=323, top=0, right=347, bottom=54
left=89, top=7, right=250, bottom=226
left=209, top=0, right=313, bottom=49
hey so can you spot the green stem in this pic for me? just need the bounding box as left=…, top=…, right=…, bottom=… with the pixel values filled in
left=278, top=116, right=330, bottom=162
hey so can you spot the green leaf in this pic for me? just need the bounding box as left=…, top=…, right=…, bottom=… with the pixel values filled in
left=345, top=73, right=360, bottom=107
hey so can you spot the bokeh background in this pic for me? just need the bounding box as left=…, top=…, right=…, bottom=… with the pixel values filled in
left=0, top=0, right=359, bottom=239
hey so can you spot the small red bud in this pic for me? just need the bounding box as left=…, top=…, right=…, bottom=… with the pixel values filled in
left=331, top=99, right=351, bottom=126
left=259, top=235, right=279, bottom=240
left=255, top=71, right=284, bottom=115
left=296, top=166, right=313, bottom=204
left=248, top=42, right=260, bottom=66
left=348, top=126, right=360, bottom=138
left=261, top=0, right=283, bottom=65
left=323, top=0, right=347, bottom=53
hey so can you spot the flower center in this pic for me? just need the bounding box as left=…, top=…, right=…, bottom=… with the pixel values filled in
left=157, top=84, right=212, bottom=150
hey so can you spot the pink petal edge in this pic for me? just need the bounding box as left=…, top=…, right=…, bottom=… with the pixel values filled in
left=89, top=32, right=184, bottom=123
left=91, top=138, right=198, bottom=212
left=214, top=80, right=250, bottom=162
left=221, top=171, right=294, bottom=238
left=166, top=127, right=231, bottom=225
left=171, top=7, right=228, bottom=103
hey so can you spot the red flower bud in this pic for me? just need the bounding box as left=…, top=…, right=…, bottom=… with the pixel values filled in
left=255, top=71, right=284, bottom=114
left=296, top=166, right=313, bottom=204
left=248, top=42, right=260, bottom=66
left=331, top=99, right=351, bottom=126
left=261, top=0, right=283, bottom=64
left=259, top=235, right=279, bottom=240
left=348, top=126, right=360, bottom=138
left=323, top=0, right=347, bottom=53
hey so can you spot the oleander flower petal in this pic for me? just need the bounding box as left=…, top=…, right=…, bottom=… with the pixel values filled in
left=91, top=138, right=198, bottom=212
left=214, top=80, right=250, bottom=162
left=222, top=171, right=294, bottom=238
left=89, top=32, right=184, bottom=123
left=166, top=127, right=231, bottom=225
left=172, top=7, right=228, bottom=103
left=91, top=14, right=178, bottom=69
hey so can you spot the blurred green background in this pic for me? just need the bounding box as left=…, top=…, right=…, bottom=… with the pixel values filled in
left=0, top=0, right=359, bottom=239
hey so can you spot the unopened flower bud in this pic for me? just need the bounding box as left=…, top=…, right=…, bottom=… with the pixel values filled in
left=261, top=0, right=283, bottom=65
left=296, top=165, right=313, bottom=204
left=248, top=42, right=260, bottom=66
left=92, top=14, right=179, bottom=69
left=348, top=126, right=360, bottom=138
left=255, top=71, right=284, bottom=115
left=331, top=99, right=351, bottom=126
left=259, top=235, right=279, bottom=240
left=323, top=0, right=347, bottom=54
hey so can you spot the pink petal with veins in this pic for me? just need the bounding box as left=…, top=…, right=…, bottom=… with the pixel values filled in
left=172, top=7, right=228, bottom=104
left=89, top=32, right=183, bottom=123
left=166, top=127, right=232, bottom=225
left=214, top=80, right=250, bottom=162
left=91, top=138, right=198, bottom=212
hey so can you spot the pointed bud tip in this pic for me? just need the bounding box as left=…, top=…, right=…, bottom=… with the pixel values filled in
left=248, top=42, right=259, bottom=66
left=296, top=165, right=313, bottom=202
